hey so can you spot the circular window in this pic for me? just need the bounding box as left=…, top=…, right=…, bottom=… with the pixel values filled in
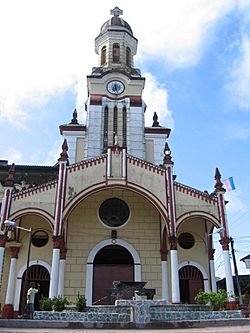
left=99, top=198, right=130, bottom=228
left=178, top=233, right=195, bottom=249
left=31, top=230, right=49, bottom=247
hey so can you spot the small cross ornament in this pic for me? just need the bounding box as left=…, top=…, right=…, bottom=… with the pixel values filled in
left=110, top=6, right=123, bottom=17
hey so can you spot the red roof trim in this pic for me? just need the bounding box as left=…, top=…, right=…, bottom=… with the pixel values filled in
left=174, top=182, right=217, bottom=204
left=145, top=127, right=171, bottom=136
left=59, top=125, right=86, bottom=135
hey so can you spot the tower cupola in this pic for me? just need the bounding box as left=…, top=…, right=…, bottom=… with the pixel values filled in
left=95, top=7, right=138, bottom=71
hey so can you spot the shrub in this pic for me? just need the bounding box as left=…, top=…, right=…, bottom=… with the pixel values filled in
left=39, top=296, right=53, bottom=311
left=195, top=289, right=229, bottom=310
left=76, top=293, right=86, bottom=312
left=52, top=296, right=69, bottom=312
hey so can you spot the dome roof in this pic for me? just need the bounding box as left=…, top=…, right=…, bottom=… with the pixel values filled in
left=100, top=7, right=133, bottom=36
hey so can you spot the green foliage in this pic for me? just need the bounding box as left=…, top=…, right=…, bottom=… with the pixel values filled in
left=195, top=289, right=229, bottom=310
left=52, top=296, right=69, bottom=312
left=39, top=296, right=53, bottom=311
left=76, top=293, right=86, bottom=312
left=39, top=296, right=69, bottom=312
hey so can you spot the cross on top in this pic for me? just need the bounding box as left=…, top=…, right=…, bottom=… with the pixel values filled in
left=110, top=6, right=123, bottom=17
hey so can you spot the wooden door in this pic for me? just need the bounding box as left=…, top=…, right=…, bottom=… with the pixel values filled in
left=179, top=265, right=204, bottom=304
left=92, top=245, right=134, bottom=305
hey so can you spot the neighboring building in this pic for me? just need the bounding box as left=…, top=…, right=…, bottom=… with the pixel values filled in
left=0, top=7, right=236, bottom=318
left=241, top=255, right=250, bottom=269
left=217, top=275, right=250, bottom=305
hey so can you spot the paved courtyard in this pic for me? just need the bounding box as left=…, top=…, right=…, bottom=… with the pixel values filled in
left=1, top=327, right=250, bottom=333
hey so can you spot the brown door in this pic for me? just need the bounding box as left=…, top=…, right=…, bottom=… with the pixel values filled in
left=19, top=265, right=50, bottom=313
left=179, top=265, right=204, bottom=304
left=92, top=245, right=134, bottom=305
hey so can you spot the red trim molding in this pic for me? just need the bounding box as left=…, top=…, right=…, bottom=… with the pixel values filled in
left=175, top=182, right=217, bottom=204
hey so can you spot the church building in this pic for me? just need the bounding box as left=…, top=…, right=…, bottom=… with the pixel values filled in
left=0, top=7, right=235, bottom=318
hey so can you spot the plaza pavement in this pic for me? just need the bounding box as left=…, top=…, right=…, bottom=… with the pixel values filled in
left=1, top=327, right=250, bottom=333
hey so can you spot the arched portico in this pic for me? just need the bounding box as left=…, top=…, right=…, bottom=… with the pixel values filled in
left=14, top=260, right=51, bottom=314
left=179, top=260, right=208, bottom=304
left=177, top=211, right=220, bottom=230
left=85, top=239, right=141, bottom=305
left=63, top=183, right=170, bottom=234
left=9, top=208, right=54, bottom=231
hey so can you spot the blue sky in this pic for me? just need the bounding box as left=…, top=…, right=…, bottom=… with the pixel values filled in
left=0, top=0, right=250, bottom=278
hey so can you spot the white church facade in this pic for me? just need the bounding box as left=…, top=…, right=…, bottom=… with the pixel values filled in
left=0, top=7, right=235, bottom=318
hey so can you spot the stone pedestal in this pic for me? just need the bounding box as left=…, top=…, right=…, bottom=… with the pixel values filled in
left=115, top=299, right=168, bottom=324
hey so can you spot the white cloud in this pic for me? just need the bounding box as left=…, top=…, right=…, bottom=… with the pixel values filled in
left=0, top=148, right=22, bottom=164
left=228, top=35, right=250, bottom=109
left=142, top=73, right=173, bottom=129
left=0, top=0, right=237, bottom=129
left=133, top=0, right=236, bottom=67
left=43, top=141, right=62, bottom=166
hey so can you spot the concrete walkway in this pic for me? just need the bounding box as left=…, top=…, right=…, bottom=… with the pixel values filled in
left=1, top=326, right=250, bottom=333
left=0, top=318, right=250, bottom=331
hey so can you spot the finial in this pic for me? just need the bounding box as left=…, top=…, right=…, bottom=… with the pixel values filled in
left=110, top=6, right=123, bottom=17
left=70, top=108, right=78, bottom=125
left=163, top=142, right=173, bottom=165
left=58, top=139, right=69, bottom=163
left=114, top=134, right=119, bottom=146
left=152, top=112, right=160, bottom=127
left=214, top=168, right=225, bottom=192
left=5, top=163, right=15, bottom=187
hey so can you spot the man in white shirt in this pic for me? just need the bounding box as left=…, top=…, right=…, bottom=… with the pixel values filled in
left=26, top=282, right=40, bottom=319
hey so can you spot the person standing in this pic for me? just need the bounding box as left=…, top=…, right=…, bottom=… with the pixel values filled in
left=26, top=282, right=40, bottom=319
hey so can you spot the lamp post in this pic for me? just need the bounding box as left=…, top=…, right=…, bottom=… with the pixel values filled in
left=4, top=220, right=32, bottom=314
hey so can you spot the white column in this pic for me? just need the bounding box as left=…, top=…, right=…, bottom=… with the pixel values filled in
left=49, top=248, right=60, bottom=298
left=0, top=246, right=5, bottom=282
left=122, top=148, right=126, bottom=178
left=223, top=250, right=235, bottom=300
left=161, top=261, right=169, bottom=302
left=107, top=148, right=111, bottom=177
left=170, top=249, right=180, bottom=303
left=210, top=259, right=217, bottom=292
left=5, top=258, right=17, bottom=304
left=57, top=259, right=65, bottom=297
left=86, top=263, right=93, bottom=306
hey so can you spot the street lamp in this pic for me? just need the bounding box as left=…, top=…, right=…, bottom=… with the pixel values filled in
left=4, top=220, right=32, bottom=314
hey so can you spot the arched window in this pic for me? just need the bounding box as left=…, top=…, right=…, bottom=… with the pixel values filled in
left=101, top=46, right=106, bottom=65
left=113, top=43, right=120, bottom=63
left=122, top=106, right=127, bottom=147
left=113, top=106, right=118, bottom=145
left=126, top=47, right=131, bottom=67
left=103, top=106, right=109, bottom=153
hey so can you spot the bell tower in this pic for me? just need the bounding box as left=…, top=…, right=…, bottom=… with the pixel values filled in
left=84, top=7, right=146, bottom=160
left=60, top=7, right=170, bottom=165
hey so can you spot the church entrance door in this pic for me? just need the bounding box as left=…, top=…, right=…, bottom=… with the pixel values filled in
left=179, top=265, right=204, bottom=303
left=19, top=264, right=50, bottom=313
left=93, top=245, right=134, bottom=305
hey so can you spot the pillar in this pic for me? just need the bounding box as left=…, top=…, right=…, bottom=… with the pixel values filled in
left=2, top=247, right=20, bottom=319
left=214, top=168, right=235, bottom=306
left=163, top=143, right=180, bottom=304
left=169, top=236, right=180, bottom=303
left=49, top=237, right=61, bottom=299
left=0, top=235, right=7, bottom=282
left=0, top=164, right=15, bottom=283
left=57, top=244, right=67, bottom=297
left=160, top=224, right=169, bottom=302
left=208, top=247, right=217, bottom=292
left=50, top=140, right=68, bottom=299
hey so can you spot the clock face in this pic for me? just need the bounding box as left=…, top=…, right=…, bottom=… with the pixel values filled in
left=107, top=80, right=125, bottom=95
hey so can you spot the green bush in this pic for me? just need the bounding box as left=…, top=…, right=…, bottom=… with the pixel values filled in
left=39, top=296, right=69, bottom=312
left=195, top=289, right=229, bottom=310
left=52, top=296, right=69, bottom=312
left=76, top=293, right=86, bottom=312
left=39, top=296, right=53, bottom=311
